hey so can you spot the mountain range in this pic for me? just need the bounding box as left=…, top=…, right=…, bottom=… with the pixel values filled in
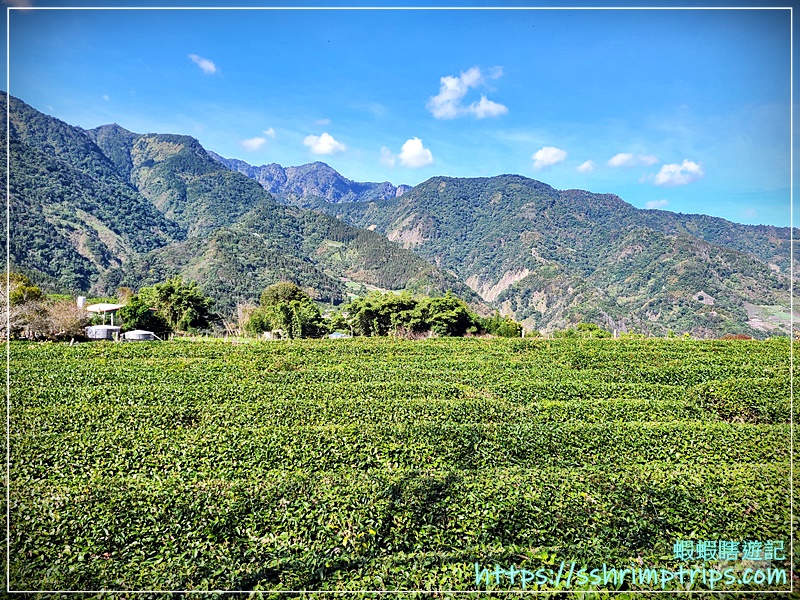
left=208, top=152, right=412, bottom=205
left=3, top=93, right=479, bottom=313
left=5, top=91, right=796, bottom=337
left=310, top=175, right=794, bottom=337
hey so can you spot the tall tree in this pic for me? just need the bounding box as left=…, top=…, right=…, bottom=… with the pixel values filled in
left=345, top=291, right=481, bottom=337
left=247, top=282, right=325, bottom=339
left=117, top=294, right=170, bottom=334
left=138, top=277, right=216, bottom=333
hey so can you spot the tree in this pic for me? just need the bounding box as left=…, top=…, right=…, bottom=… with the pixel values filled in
left=116, top=287, right=135, bottom=303
left=1, top=272, right=46, bottom=339
left=419, top=292, right=481, bottom=337
left=346, top=292, right=420, bottom=337
left=553, top=322, right=611, bottom=339
left=0, top=272, right=89, bottom=340
left=481, top=311, right=523, bottom=338
left=45, top=299, right=90, bottom=339
left=246, top=281, right=325, bottom=339
left=345, top=290, right=481, bottom=338
left=260, top=282, right=311, bottom=307
left=326, top=310, right=350, bottom=335
left=138, top=277, right=216, bottom=333
left=4, top=272, right=43, bottom=306
left=117, top=294, right=169, bottom=333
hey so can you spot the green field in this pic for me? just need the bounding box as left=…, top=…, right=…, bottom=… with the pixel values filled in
left=9, top=338, right=793, bottom=594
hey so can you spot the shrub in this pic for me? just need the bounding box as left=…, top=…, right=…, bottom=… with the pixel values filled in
left=139, top=277, right=216, bottom=333
left=553, top=322, right=612, bottom=339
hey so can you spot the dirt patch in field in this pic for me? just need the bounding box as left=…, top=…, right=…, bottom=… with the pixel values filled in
left=743, top=301, right=795, bottom=334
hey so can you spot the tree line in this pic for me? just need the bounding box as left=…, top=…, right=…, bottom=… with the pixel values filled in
left=4, top=273, right=530, bottom=341
left=241, top=282, right=527, bottom=340
left=16, top=271, right=742, bottom=342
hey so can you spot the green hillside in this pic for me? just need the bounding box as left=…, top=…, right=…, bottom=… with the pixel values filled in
left=7, top=90, right=795, bottom=336
left=2, top=94, right=183, bottom=291
left=314, top=175, right=794, bottom=338
left=6, top=93, right=480, bottom=315
left=126, top=133, right=271, bottom=238
left=105, top=200, right=484, bottom=313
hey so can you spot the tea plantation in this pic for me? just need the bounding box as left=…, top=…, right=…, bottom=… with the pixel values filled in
left=9, top=337, right=793, bottom=594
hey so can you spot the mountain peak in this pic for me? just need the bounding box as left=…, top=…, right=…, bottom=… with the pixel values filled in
left=5, top=90, right=795, bottom=337
left=89, top=123, right=139, bottom=137
left=308, top=160, right=334, bottom=169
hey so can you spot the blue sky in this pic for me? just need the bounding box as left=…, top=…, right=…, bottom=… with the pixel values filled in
left=2, top=1, right=794, bottom=227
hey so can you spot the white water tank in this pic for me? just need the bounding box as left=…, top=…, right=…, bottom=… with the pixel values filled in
left=123, top=330, right=156, bottom=341
left=85, top=325, right=121, bottom=340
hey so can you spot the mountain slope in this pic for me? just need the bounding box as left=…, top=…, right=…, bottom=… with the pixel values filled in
left=104, top=201, right=484, bottom=313
left=84, top=124, right=482, bottom=310
left=6, top=94, right=480, bottom=315
left=498, top=228, right=787, bottom=337
left=9, top=92, right=793, bottom=336
left=85, top=123, right=141, bottom=181
left=309, top=175, right=794, bottom=337
left=3, top=93, right=183, bottom=291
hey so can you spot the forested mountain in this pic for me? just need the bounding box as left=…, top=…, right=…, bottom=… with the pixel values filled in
left=1, top=95, right=183, bottom=291
left=87, top=127, right=276, bottom=238
left=7, top=91, right=795, bottom=337
left=4, top=93, right=476, bottom=314
left=101, top=200, right=482, bottom=313
left=307, top=175, right=795, bottom=337
left=208, top=152, right=411, bottom=204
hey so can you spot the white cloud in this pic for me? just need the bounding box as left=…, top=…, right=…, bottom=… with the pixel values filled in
left=427, top=73, right=473, bottom=119
left=469, top=95, right=509, bottom=119
left=382, top=139, right=434, bottom=168
left=189, top=54, right=217, bottom=75
left=532, top=146, right=567, bottom=170
left=426, top=67, right=508, bottom=120
left=608, top=153, right=659, bottom=168
left=379, top=146, right=396, bottom=168
left=359, top=102, right=388, bottom=118
left=398, top=138, right=434, bottom=168
left=102, top=94, right=110, bottom=101
left=241, top=137, right=267, bottom=152
left=645, top=199, right=669, bottom=209
left=304, top=132, right=346, bottom=155
left=608, top=153, right=635, bottom=167
left=654, top=159, right=705, bottom=186
left=263, top=128, right=276, bottom=138
left=488, top=65, right=504, bottom=79
left=577, top=160, right=595, bottom=173
left=607, top=153, right=632, bottom=167
left=315, top=118, right=332, bottom=126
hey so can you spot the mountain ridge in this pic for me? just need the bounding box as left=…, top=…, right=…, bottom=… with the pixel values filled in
left=301, top=173, right=794, bottom=337
left=207, top=152, right=412, bottom=204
